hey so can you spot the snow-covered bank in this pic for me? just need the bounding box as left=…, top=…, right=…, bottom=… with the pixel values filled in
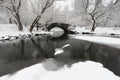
left=0, top=24, right=54, bottom=41
left=0, top=58, right=120, bottom=80
left=1, top=24, right=120, bottom=47
left=71, top=35, right=120, bottom=48
left=0, top=24, right=28, bottom=37
left=1, top=24, right=120, bottom=37
left=0, top=24, right=51, bottom=37
left=1, top=24, right=120, bottom=38
left=75, top=27, right=120, bottom=35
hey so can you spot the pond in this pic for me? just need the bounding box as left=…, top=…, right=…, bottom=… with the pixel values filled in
left=0, top=35, right=120, bottom=77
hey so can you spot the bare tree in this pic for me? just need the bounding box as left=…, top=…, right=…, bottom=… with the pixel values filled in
left=40, top=17, right=54, bottom=30
left=84, top=0, right=120, bottom=31
left=77, top=0, right=105, bottom=31
left=88, top=0, right=105, bottom=31
left=0, top=0, right=23, bottom=31
left=103, top=0, right=120, bottom=27
left=29, top=0, right=55, bottom=32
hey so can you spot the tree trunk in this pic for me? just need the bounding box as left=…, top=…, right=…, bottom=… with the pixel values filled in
left=91, top=21, right=96, bottom=32
left=16, top=13, right=23, bottom=31
left=18, top=22, right=23, bottom=31
left=91, top=15, right=96, bottom=32
left=30, top=15, right=41, bottom=32
left=9, top=18, right=12, bottom=24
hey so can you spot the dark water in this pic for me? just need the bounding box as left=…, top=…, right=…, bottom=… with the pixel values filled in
left=0, top=35, right=120, bottom=77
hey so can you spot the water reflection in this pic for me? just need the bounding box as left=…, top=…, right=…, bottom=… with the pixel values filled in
left=89, top=43, right=120, bottom=77
left=0, top=35, right=120, bottom=77
left=20, top=39, right=25, bottom=60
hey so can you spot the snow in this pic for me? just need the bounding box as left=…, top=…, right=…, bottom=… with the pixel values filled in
left=54, top=48, right=64, bottom=55
left=72, top=35, right=120, bottom=48
left=71, top=26, right=120, bottom=48
left=1, top=24, right=120, bottom=38
left=54, top=44, right=70, bottom=55
left=0, top=24, right=120, bottom=47
left=54, top=0, right=74, bottom=11
left=0, top=58, right=119, bottom=80
left=0, top=24, right=27, bottom=36
left=50, top=27, right=64, bottom=38
left=75, top=26, right=120, bottom=35
left=62, top=44, right=70, bottom=48
left=0, top=24, right=51, bottom=38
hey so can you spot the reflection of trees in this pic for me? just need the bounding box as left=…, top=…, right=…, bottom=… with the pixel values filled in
left=85, top=42, right=95, bottom=60
left=20, top=39, right=26, bottom=60
left=31, top=37, right=48, bottom=58
left=86, top=42, right=120, bottom=76
left=19, top=36, right=58, bottom=60
left=13, top=41, right=20, bottom=48
left=31, top=36, right=63, bottom=58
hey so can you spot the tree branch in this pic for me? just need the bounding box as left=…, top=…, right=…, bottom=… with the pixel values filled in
left=46, top=0, right=54, bottom=9
left=0, top=4, right=13, bottom=12
left=41, top=0, right=54, bottom=14
left=95, top=12, right=105, bottom=20
left=17, top=0, right=21, bottom=12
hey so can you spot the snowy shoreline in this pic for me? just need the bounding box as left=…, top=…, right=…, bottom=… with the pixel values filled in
left=71, top=35, right=120, bottom=48
left=0, top=58, right=120, bottom=80
left=0, top=24, right=120, bottom=49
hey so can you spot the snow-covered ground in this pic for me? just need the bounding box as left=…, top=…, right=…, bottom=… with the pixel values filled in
left=75, top=26, right=120, bottom=35
left=0, top=24, right=120, bottom=80
left=0, top=58, right=120, bottom=80
left=70, top=26, right=120, bottom=48
left=71, top=35, right=120, bottom=48
left=0, top=24, right=51, bottom=37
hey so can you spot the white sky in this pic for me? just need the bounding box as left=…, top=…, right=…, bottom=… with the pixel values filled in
left=54, top=0, right=74, bottom=11
left=102, top=0, right=117, bottom=6
left=102, top=0, right=112, bottom=6
left=54, top=0, right=117, bottom=12
left=28, top=0, right=116, bottom=12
